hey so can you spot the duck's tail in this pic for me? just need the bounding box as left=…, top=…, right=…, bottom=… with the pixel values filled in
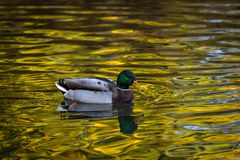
left=55, top=79, right=69, bottom=94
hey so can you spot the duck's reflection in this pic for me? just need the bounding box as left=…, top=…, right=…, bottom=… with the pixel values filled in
left=58, top=102, right=144, bottom=134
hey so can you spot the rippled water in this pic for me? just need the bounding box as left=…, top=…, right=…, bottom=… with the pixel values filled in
left=0, top=0, right=240, bottom=159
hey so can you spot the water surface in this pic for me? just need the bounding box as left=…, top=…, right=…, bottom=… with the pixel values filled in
left=0, top=0, right=240, bottom=159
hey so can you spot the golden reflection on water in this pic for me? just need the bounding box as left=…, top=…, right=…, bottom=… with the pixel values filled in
left=0, top=0, right=240, bottom=159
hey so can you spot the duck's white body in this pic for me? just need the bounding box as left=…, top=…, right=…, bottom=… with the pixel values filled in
left=64, top=89, right=113, bottom=104
left=55, top=78, right=116, bottom=104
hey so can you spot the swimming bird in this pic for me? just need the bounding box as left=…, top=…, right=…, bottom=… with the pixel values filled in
left=55, top=70, right=138, bottom=104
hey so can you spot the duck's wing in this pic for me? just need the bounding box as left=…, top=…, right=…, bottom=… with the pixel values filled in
left=93, top=77, right=115, bottom=85
left=55, top=78, right=116, bottom=93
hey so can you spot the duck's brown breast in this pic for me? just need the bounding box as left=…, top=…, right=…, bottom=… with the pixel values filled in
left=112, top=89, right=134, bottom=104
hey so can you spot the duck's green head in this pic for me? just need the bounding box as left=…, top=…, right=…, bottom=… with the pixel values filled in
left=117, top=70, right=136, bottom=89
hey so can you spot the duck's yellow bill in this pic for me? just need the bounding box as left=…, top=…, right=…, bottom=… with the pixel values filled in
left=131, top=81, right=144, bottom=92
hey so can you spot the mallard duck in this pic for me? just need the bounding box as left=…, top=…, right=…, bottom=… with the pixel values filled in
left=55, top=70, right=138, bottom=104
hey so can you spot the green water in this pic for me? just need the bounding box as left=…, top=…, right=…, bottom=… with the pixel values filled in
left=0, top=0, right=240, bottom=159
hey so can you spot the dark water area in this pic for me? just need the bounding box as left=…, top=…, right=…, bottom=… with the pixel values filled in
left=0, top=0, right=240, bottom=159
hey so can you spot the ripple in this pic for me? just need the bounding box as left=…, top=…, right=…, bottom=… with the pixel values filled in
left=166, top=142, right=239, bottom=158
left=165, top=146, right=198, bottom=157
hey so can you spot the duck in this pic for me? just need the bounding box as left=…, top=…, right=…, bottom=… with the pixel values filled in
left=55, top=70, right=138, bottom=104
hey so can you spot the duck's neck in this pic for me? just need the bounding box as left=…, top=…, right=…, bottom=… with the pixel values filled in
left=117, top=83, right=129, bottom=89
